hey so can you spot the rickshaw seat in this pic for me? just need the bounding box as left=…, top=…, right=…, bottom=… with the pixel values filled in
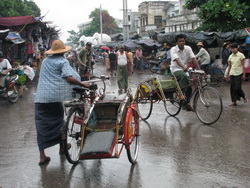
left=80, top=131, right=116, bottom=159
left=159, top=80, right=176, bottom=91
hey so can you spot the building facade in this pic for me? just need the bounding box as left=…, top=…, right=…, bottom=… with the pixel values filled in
left=138, top=1, right=171, bottom=33
left=164, top=0, right=201, bottom=32
left=136, top=0, right=201, bottom=35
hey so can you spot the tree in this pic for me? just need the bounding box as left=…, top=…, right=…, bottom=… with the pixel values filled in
left=67, top=8, right=121, bottom=43
left=0, top=0, right=41, bottom=17
left=84, top=8, right=121, bottom=36
left=67, top=30, right=79, bottom=44
left=185, top=0, right=250, bottom=32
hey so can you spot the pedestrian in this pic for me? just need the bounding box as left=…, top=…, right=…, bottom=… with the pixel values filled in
left=135, top=46, right=143, bottom=71
left=127, top=49, right=134, bottom=75
left=222, top=42, right=231, bottom=68
left=116, top=45, right=128, bottom=93
left=226, top=42, right=248, bottom=106
left=34, top=40, right=89, bottom=166
left=78, top=42, right=93, bottom=81
left=108, top=48, right=117, bottom=76
left=103, top=50, right=110, bottom=71
left=170, top=34, right=201, bottom=111
left=195, top=41, right=211, bottom=70
left=36, top=47, right=46, bottom=76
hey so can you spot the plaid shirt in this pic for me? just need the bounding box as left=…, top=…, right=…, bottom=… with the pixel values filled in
left=35, top=55, right=80, bottom=103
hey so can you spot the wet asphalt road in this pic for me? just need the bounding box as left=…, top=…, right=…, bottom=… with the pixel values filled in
left=0, top=63, right=250, bottom=188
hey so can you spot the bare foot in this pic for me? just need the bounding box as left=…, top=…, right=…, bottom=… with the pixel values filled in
left=229, top=102, right=237, bottom=106
left=39, top=156, right=51, bottom=166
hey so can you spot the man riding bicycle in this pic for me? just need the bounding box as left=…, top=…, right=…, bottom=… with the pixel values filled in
left=78, top=42, right=94, bottom=81
left=195, top=41, right=211, bottom=71
left=170, top=34, right=201, bottom=111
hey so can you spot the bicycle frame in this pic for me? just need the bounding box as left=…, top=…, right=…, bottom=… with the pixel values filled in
left=188, top=70, right=206, bottom=101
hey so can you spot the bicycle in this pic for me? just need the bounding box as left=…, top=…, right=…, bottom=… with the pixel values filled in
left=134, top=69, right=223, bottom=125
left=202, top=64, right=224, bottom=86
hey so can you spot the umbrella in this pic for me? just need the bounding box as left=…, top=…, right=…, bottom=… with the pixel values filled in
left=100, top=46, right=110, bottom=51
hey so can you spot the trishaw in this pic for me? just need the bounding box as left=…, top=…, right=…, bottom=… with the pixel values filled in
left=134, top=70, right=223, bottom=125
left=62, top=76, right=140, bottom=164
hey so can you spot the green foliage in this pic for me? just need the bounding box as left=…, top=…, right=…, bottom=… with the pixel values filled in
left=67, top=8, right=121, bottom=44
left=185, top=0, right=250, bottom=32
left=0, top=0, right=41, bottom=17
left=84, top=8, right=121, bottom=36
left=17, top=75, right=27, bottom=86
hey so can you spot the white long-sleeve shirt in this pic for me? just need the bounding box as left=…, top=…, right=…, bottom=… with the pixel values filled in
left=196, top=47, right=210, bottom=65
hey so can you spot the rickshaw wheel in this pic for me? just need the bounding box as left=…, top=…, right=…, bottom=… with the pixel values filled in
left=134, top=83, right=153, bottom=120
left=124, top=105, right=140, bottom=164
left=64, top=107, right=83, bottom=164
left=164, top=90, right=182, bottom=116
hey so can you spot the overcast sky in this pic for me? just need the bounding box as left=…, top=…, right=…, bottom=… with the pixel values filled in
left=33, top=0, right=177, bottom=41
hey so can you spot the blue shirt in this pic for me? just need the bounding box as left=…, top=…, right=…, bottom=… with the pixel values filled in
left=34, top=55, right=80, bottom=103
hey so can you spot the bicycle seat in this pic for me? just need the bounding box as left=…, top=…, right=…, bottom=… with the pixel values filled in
left=73, top=87, right=89, bottom=94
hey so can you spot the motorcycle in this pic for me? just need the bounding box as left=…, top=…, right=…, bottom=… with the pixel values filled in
left=0, top=68, right=19, bottom=103
left=148, top=55, right=170, bottom=74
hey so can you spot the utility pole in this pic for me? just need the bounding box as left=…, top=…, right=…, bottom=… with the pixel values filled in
left=100, top=4, right=103, bottom=44
left=123, top=0, right=129, bottom=41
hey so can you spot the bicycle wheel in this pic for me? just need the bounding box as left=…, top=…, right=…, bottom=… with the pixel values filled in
left=134, top=83, right=153, bottom=120
left=164, top=90, right=182, bottom=116
left=208, top=68, right=224, bottom=86
left=8, top=84, right=19, bottom=103
left=149, top=63, right=158, bottom=73
left=193, top=86, right=223, bottom=125
left=124, top=105, right=140, bottom=164
left=64, top=107, right=84, bottom=164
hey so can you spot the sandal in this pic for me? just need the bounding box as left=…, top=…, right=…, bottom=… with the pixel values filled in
left=229, top=102, right=237, bottom=106
left=38, top=157, right=51, bottom=166
left=59, top=143, right=71, bottom=155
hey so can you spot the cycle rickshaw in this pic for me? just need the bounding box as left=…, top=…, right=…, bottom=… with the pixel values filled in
left=134, top=70, right=223, bottom=125
left=62, top=76, right=140, bottom=164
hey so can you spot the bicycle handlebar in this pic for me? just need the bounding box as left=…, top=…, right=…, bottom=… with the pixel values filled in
left=81, top=75, right=110, bottom=84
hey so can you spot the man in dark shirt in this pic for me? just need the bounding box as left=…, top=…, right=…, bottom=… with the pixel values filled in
left=222, top=42, right=231, bottom=68
left=78, top=42, right=93, bottom=80
left=109, top=48, right=117, bottom=76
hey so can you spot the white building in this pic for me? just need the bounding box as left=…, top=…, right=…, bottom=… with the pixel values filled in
left=164, top=0, right=201, bottom=32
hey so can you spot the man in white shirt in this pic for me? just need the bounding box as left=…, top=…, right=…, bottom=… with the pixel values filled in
left=195, top=41, right=211, bottom=70
left=170, top=34, right=201, bottom=111
left=0, top=51, right=12, bottom=88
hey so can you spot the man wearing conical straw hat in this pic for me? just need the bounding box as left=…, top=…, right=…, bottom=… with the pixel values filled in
left=34, top=40, right=88, bottom=165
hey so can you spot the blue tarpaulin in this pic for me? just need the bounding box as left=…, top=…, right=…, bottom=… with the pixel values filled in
left=6, top=31, right=25, bottom=44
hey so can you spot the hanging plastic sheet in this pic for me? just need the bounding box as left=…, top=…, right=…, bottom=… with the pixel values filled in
left=6, top=31, right=25, bottom=44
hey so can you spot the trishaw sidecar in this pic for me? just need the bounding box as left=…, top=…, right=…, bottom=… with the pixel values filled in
left=63, top=92, right=140, bottom=165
